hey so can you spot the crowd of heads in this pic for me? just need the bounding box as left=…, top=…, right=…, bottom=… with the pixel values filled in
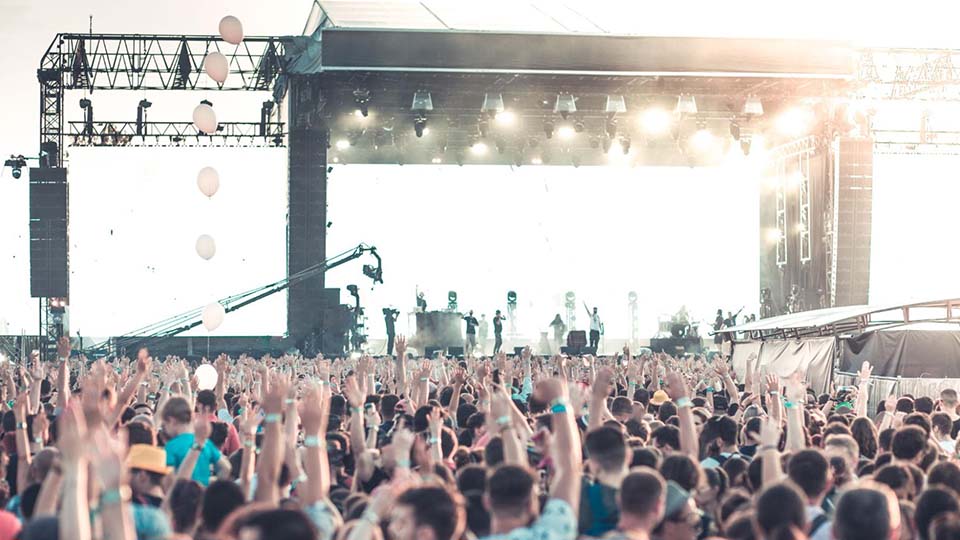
left=0, top=336, right=960, bottom=540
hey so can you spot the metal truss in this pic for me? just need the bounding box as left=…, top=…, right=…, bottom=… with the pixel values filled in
left=797, top=152, right=812, bottom=264
left=858, top=48, right=960, bottom=101
left=66, top=121, right=286, bottom=148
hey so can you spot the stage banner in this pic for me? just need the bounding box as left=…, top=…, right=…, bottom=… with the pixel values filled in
left=731, top=341, right=762, bottom=382
left=757, top=337, right=835, bottom=395
left=840, top=330, right=960, bottom=379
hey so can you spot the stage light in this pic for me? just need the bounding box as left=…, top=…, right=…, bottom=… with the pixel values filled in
left=482, top=93, right=505, bottom=115
left=422, top=127, right=430, bottom=136
left=448, top=291, right=458, bottom=311
left=619, top=135, right=632, bottom=155
left=554, top=94, right=577, bottom=119
left=507, top=291, right=517, bottom=306
left=353, top=88, right=371, bottom=117
left=354, top=109, right=364, bottom=118
left=495, top=110, right=516, bottom=126
left=4, top=155, right=26, bottom=179
left=572, top=155, right=581, bottom=168
left=743, top=96, right=764, bottom=116
left=557, top=125, right=576, bottom=139
left=795, top=222, right=807, bottom=233
left=431, top=157, right=443, bottom=164
left=528, top=136, right=539, bottom=148
left=729, top=119, right=741, bottom=141
left=675, top=94, right=698, bottom=115
left=605, top=95, right=627, bottom=115
left=589, top=137, right=600, bottom=149
left=335, top=139, right=351, bottom=150
left=531, top=156, right=543, bottom=165
left=413, top=114, right=428, bottom=138
left=543, top=120, right=555, bottom=139
left=640, top=107, right=671, bottom=136
left=574, top=120, right=585, bottom=133
left=776, top=107, right=813, bottom=137
left=765, top=228, right=782, bottom=244
left=628, top=291, right=638, bottom=303
left=470, top=141, right=488, bottom=155
left=478, top=117, right=490, bottom=138
left=690, top=128, right=714, bottom=151
left=411, top=91, right=434, bottom=112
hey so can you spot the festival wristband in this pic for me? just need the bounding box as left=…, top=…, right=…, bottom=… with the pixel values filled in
left=15, top=422, right=27, bottom=431
left=769, top=391, right=779, bottom=396
left=361, top=509, right=380, bottom=524
left=100, top=486, right=131, bottom=506
left=396, top=458, right=411, bottom=468
left=675, top=397, right=692, bottom=409
left=495, top=415, right=511, bottom=426
left=782, top=400, right=795, bottom=409
left=304, top=435, right=321, bottom=448
left=263, top=413, right=282, bottom=424
left=706, top=387, right=715, bottom=393
left=550, top=401, right=570, bottom=414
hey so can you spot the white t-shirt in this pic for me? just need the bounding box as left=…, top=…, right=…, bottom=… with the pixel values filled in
left=590, top=314, right=601, bottom=332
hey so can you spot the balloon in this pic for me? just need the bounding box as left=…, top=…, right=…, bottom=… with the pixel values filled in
left=193, top=103, right=218, bottom=134
left=197, top=167, right=220, bottom=197
left=219, top=15, right=244, bottom=45
left=201, top=302, right=226, bottom=332
left=195, top=234, right=216, bottom=260
left=195, top=364, right=219, bottom=390
left=204, top=52, right=229, bottom=84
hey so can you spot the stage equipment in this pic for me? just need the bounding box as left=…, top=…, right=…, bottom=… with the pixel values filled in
left=650, top=336, right=703, bottom=355
left=414, top=311, right=463, bottom=353
left=353, top=88, right=371, bottom=117
left=833, top=137, right=873, bottom=307
left=346, top=284, right=367, bottom=351
left=566, top=330, right=587, bottom=352
left=628, top=291, right=640, bottom=348
left=506, top=291, right=518, bottom=335
left=4, top=155, right=26, bottom=178
left=554, top=94, right=576, bottom=119
left=743, top=96, right=764, bottom=116
left=447, top=291, right=458, bottom=311
left=564, top=291, right=577, bottom=331
left=675, top=94, right=697, bottom=114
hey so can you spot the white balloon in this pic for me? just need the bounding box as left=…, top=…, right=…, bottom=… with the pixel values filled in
left=197, top=167, right=220, bottom=198
left=193, top=103, right=218, bottom=134
left=204, top=52, right=229, bottom=84
left=196, top=234, right=216, bottom=260
left=195, top=364, right=219, bottom=390
left=201, top=302, right=226, bottom=332
left=219, top=15, right=244, bottom=45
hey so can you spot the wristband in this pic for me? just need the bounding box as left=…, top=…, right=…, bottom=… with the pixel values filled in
left=782, top=400, right=795, bottom=409
left=495, top=415, right=511, bottom=426
left=284, top=398, right=294, bottom=406
left=242, top=439, right=255, bottom=448
left=351, top=406, right=362, bottom=413
left=426, top=436, right=439, bottom=445
left=419, top=377, right=429, bottom=382
left=769, top=391, right=779, bottom=396
left=15, top=422, right=27, bottom=431
left=304, top=435, right=321, bottom=448
left=396, top=458, right=411, bottom=468
left=294, top=473, right=308, bottom=486
left=705, top=387, right=715, bottom=393
left=100, top=486, right=131, bottom=506
left=263, top=413, right=282, bottom=424
left=550, top=401, right=570, bottom=414
left=675, top=397, right=692, bottom=409
left=192, top=442, right=205, bottom=452
left=33, top=437, right=43, bottom=445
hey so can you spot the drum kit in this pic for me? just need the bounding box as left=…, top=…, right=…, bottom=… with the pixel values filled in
left=658, top=307, right=700, bottom=339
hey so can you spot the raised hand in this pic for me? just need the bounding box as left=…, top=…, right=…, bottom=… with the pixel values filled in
left=395, top=335, right=407, bottom=358
left=194, top=415, right=212, bottom=444
left=784, top=371, right=806, bottom=403
left=857, top=361, right=873, bottom=383
left=664, top=371, right=689, bottom=401
left=343, top=375, right=364, bottom=409
left=592, top=367, right=614, bottom=401
left=451, top=368, right=467, bottom=386
left=56, top=336, right=71, bottom=359
left=57, top=403, right=89, bottom=465
left=759, top=416, right=781, bottom=448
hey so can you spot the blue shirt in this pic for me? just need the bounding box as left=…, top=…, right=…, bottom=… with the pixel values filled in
left=164, top=433, right=222, bottom=486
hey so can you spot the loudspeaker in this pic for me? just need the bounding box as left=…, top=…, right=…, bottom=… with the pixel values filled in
left=513, top=347, right=525, bottom=356
left=581, top=346, right=597, bottom=355
left=561, top=346, right=581, bottom=355
left=29, top=167, right=69, bottom=298
left=447, top=346, right=464, bottom=357
left=834, top=138, right=873, bottom=306
left=567, top=330, right=587, bottom=349
left=425, top=347, right=443, bottom=358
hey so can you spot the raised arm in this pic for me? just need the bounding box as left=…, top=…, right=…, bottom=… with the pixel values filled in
left=299, top=383, right=332, bottom=506
left=588, top=367, right=614, bottom=431
left=665, top=371, right=699, bottom=460
left=254, top=376, right=288, bottom=504
left=491, top=388, right=526, bottom=465
left=536, top=378, right=582, bottom=509
left=58, top=404, right=92, bottom=540
left=784, top=372, right=807, bottom=452
left=759, top=417, right=784, bottom=487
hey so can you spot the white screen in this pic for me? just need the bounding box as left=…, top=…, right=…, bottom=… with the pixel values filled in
left=870, top=153, right=960, bottom=304
left=326, top=163, right=760, bottom=341
left=67, top=147, right=288, bottom=337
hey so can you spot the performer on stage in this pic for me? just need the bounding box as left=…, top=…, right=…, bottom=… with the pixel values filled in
left=549, top=314, right=566, bottom=350
left=478, top=314, right=489, bottom=355
left=586, top=306, right=602, bottom=350
left=383, top=308, right=399, bottom=355
left=463, top=310, right=479, bottom=356
left=493, top=310, right=505, bottom=354
left=416, top=292, right=427, bottom=313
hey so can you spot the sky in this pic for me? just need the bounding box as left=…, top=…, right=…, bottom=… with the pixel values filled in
left=3, top=0, right=960, bottom=336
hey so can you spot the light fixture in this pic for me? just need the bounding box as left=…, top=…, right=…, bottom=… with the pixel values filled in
left=573, top=119, right=585, bottom=133
left=431, top=157, right=443, bottom=164
left=589, top=137, right=600, bottom=149
left=605, top=118, right=618, bottom=138
left=335, top=139, right=351, bottom=150
left=605, top=95, right=627, bottom=115
left=557, top=125, right=575, bottom=139
left=640, top=107, right=672, bottom=136
left=348, top=129, right=365, bottom=147
left=675, top=94, right=698, bottom=115
left=554, top=94, right=577, bottom=119
left=414, top=114, right=428, bottom=138
left=729, top=119, right=741, bottom=141
left=531, top=156, right=543, bottom=165
left=495, top=110, right=516, bottom=126
left=137, top=98, right=152, bottom=136
left=743, top=96, right=764, bottom=116
left=411, top=91, right=434, bottom=112
left=478, top=117, right=489, bottom=138
left=3, top=155, right=26, bottom=179
left=470, top=141, right=488, bottom=155
left=353, top=88, right=371, bottom=117
left=776, top=107, right=813, bottom=137
left=543, top=120, right=554, bottom=139
left=482, top=93, right=505, bottom=115
left=353, top=109, right=365, bottom=118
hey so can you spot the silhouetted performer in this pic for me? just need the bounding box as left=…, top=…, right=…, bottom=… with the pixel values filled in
left=493, top=310, right=505, bottom=354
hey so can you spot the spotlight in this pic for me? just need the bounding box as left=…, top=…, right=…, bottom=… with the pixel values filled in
left=589, top=137, right=600, bottom=149
left=776, top=107, right=813, bottom=137
left=353, top=88, right=371, bottom=117
left=528, top=137, right=539, bottom=149
left=530, top=156, right=543, bottom=165
left=335, top=139, right=351, bottom=150
left=507, top=291, right=517, bottom=306
left=414, top=114, right=428, bottom=138
left=573, top=120, right=585, bottom=133
left=675, top=94, right=698, bottom=114
left=554, top=94, right=577, bottom=119
left=543, top=120, right=554, bottom=139
left=557, top=125, right=575, bottom=139
left=640, top=108, right=671, bottom=136
left=137, top=98, right=152, bottom=136
left=729, top=119, right=741, bottom=141
left=79, top=98, right=91, bottom=109
left=628, top=291, right=638, bottom=303
left=347, top=129, right=364, bottom=147
left=478, top=117, right=490, bottom=138
left=764, top=228, right=782, bottom=244
left=743, top=96, right=764, bottom=116
left=4, top=155, right=26, bottom=179
left=455, top=152, right=465, bottom=166
left=690, top=126, right=714, bottom=152
left=448, top=291, right=458, bottom=311
left=431, top=157, right=443, bottom=164
left=470, top=141, right=488, bottom=155
left=605, top=95, right=627, bottom=115
left=481, top=93, right=505, bottom=116
left=354, top=109, right=365, bottom=118
left=495, top=110, right=516, bottom=126
left=411, top=91, right=434, bottom=112
left=572, top=155, right=581, bottom=168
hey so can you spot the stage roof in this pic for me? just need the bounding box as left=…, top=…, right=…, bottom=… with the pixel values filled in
left=721, top=298, right=960, bottom=339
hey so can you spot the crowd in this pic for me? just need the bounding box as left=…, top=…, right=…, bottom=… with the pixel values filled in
left=0, top=335, right=960, bottom=540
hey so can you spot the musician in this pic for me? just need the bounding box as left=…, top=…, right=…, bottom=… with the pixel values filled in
left=416, top=292, right=427, bottom=313
left=463, top=310, right=479, bottom=356
left=383, top=308, right=399, bottom=355
left=549, top=314, right=566, bottom=350
left=586, top=307, right=602, bottom=350
left=493, top=310, right=505, bottom=354
left=713, top=309, right=724, bottom=345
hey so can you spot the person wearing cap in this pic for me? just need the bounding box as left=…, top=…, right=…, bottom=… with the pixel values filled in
left=127, top=444, right=172, bottom=508
left=651, top=481, right=701, bottom=540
